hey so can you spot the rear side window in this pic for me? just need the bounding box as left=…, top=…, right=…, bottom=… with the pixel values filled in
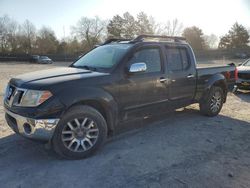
left=165, top=47, right=190, bottom=71
left=129, top=48, right=161, bottom=73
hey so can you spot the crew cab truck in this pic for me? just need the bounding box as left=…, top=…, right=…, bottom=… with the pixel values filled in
left=4, top=35, right=236, bottom=159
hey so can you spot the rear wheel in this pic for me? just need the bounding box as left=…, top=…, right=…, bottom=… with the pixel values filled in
left=199, top=86, right=224, bottom=117
left=52, top=105, right=107, bottom=159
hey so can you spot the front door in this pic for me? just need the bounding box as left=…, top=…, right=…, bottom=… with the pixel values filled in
left=119, top=45, right=168, bottom=121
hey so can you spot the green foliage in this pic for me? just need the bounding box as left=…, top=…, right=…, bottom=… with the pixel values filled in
left=218, top=22, right=249, bottom=49
left=136, top=12, right=154, bottom=35
left=107, top=12, right=154, bottom=38
left=107, top=15, right=124, bottom=38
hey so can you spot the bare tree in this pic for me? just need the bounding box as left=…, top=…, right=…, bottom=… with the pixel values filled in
left=36, top=26, right=58, bottom=54
left=72, top=16, right=107, bottom=49
left=0, top=15, right=9, bottom=52
left=156, top=18, right=183, bottom=36
left=0, top=15, right=19, bottom=53
left=203, top=34, right=218, bottom=49
left=20, top=19, right=36, bottom=53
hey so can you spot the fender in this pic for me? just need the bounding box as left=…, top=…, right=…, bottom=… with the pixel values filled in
left=58, top=87, right=118, bottom=132
left=200, top=73, right=227, bottom=102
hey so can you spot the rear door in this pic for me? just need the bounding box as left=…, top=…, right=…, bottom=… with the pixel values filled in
left=165, top=45, right=196, bottom=103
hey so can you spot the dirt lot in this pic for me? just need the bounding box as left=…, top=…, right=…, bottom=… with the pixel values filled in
left=0, top=61, right=250, bottom=188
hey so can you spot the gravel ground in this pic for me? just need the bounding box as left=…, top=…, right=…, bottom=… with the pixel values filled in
left=0, top=61, right=250, bottom=188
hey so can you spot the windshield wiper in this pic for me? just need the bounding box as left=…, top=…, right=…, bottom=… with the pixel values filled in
left=75, top=65, right=97, bottom=71
left=81, top=65, right=91, bottom=70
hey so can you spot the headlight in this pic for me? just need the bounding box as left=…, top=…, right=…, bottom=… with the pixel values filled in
left=20, top=90, right=53, bottom=107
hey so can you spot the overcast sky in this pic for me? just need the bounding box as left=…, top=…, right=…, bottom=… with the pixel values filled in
left=0, top=0, right=249, bottom=39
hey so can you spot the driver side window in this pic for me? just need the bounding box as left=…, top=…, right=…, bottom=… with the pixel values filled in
left=129, top=48, right=161, bottom=73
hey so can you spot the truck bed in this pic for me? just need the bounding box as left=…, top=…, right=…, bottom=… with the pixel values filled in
left=197, top=64, right=235, bottom=76
left=195, top=63, right=236, bottom=101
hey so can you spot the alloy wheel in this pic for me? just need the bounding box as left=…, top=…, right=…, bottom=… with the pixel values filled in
left=61, top=117, right=99, bottom=152
left=210, top=91, right=222, bottom=113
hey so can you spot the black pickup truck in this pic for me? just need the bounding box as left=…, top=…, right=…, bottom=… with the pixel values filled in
left=4, top=35, right=236, bottom=159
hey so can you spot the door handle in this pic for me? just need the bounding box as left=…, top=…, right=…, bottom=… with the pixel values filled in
left=187, top=74, right=195, bottom=78
left=159, top=77, right=167, bottom=83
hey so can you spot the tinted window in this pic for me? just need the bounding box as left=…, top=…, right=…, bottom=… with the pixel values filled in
left=165, top=47, right=190, bottom=71
left=180, top=49, right=189, bottom=69
left=166, top=48, right=182, bottom=71
left=129, top=48, right=161, bottom=73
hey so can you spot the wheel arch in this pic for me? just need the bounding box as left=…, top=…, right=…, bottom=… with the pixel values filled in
left=201, top=74, right=228, bottom=103
left=58, top=87, right=119, bottom=136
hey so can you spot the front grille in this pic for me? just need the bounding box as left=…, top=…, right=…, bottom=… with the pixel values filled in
left=7, top=85, right=15, bottom=100
left=238, top=73, right=250, bottom=80
left=5, top=85, right=26, bottom=107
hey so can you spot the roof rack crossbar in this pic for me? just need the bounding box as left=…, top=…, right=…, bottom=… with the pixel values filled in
left=131, top=35, right=186, bottom=43
left=103, top=38, right=131, bottom=45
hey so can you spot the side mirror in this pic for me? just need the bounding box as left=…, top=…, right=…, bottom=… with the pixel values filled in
left=129, top=63, right=147, bottom=73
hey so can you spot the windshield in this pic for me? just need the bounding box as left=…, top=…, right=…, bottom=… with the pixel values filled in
left=72, top=44, right=132, bottom=71
left=243, top=59, right=250, bottom=66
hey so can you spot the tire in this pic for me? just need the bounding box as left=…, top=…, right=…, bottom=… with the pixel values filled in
left=199, top=86, right=224, bottom=117
left=52, top=105, right=107, bottom=159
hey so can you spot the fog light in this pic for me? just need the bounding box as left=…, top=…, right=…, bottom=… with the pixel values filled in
left=23, top=123, right=32, bottom=135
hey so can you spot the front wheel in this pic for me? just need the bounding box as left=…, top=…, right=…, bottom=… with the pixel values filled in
left=199, top=86, right=224, bottom=117
left=52, top=105, right=107, bottom=159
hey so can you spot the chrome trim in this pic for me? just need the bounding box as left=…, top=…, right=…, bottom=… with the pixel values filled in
left=14, top=88, right=28, bottom=106
left=4, top=84, right=27, bottom=107
left=129, top=63, right=147, bottom=73
left=159, top=78, right=167, bottom=82
left=187, top=74, right=195, bottom=78
left=4, top=108, right=59, bottom=141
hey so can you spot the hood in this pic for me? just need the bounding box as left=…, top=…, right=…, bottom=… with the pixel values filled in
left=10, top=67, right=108, bottom=88
left=238, top=66, right=250, bottom=72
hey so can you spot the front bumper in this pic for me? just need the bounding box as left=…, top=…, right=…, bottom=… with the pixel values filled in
left=5, top=108, right=59, bottom=141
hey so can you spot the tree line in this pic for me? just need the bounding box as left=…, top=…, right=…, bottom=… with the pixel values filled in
left=0, top=12, right=249, bottom=56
